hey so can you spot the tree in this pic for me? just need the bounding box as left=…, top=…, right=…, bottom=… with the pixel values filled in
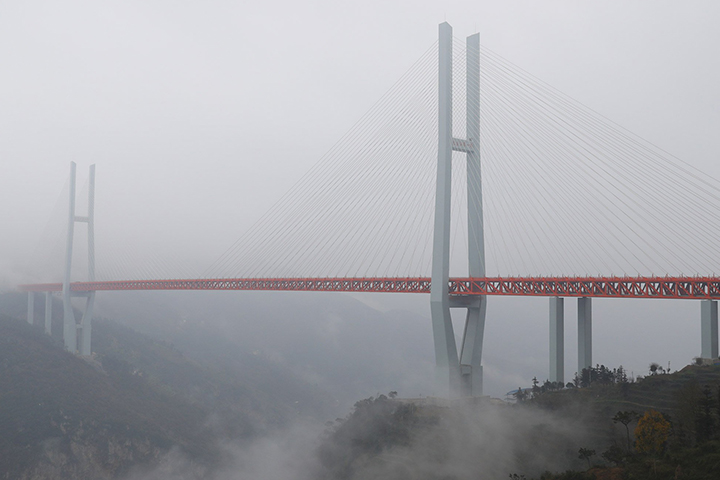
left=580, top=368, right=592, bottom=387
left=615, top=365, right=628, bottom=384
left=635, top=409, right=671, bottom=457
left=531, top=377, right=541, bottom=398
left=612, top=410, right=639, bottom=452
left=696, top=385, right=715, bottom=442
left=675, top=381, right=701, bottom=445
left=595, top=364, right=615, bottom=385
left=514, top=387, right=528, bottom=402
left=649, top=362, right=660, bottom=375
left=601, top=444, right=625, bottom=466
left=717, top=385, right=720, bottom=431
left=578, top=447, right=596, bottom=469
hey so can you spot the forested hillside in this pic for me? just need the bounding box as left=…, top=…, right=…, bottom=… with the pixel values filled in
left=314, top=365, right=720, bottom=480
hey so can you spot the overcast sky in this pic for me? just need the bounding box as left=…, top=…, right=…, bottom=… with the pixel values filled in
left=2, top=1, right=720, bottom=389
left=3, top=0, right=720, bottom=279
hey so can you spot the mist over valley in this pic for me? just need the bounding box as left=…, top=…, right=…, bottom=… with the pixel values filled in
left=4, top=1, right=720, bottom=479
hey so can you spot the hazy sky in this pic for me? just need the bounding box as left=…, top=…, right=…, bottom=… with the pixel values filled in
left=3, top=0, right=720, bottom=279
left=2, top=1, right=720, bottom=389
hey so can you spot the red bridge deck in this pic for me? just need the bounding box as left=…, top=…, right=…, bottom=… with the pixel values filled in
left=18, top=276, right=720, bottom=300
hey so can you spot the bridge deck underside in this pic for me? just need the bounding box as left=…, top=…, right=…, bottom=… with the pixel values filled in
left=18, top=276, right=720, bottom=300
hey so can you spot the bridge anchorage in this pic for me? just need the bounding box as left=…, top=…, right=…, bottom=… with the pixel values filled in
left=19, top=22, right=720, bottom=398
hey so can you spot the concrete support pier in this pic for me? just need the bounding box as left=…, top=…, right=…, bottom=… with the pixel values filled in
left=701, top=300, right=718, bottom=359
left=27, top=292, right=34, bottom=325
left=577, top=297, right=592, bottom=374
left=44, top=292, right=52, bottom=335
left=549, top=297, right=564, bottom=383
left=79, top=293, right=94, bottom=356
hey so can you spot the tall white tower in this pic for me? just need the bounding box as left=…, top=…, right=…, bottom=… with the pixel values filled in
left=430, top=23, right=487, bottom=397
left=62, top=162, right=96, bottom=355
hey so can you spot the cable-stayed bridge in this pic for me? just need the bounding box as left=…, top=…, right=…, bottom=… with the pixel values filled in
left=18, top=23, right=720, bottom=397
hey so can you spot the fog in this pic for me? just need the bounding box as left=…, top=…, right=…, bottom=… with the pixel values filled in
left=121, top=397, right=601, bottom=480
left=3, top=1, right=720, bottom=276
left=2, top=2, right=720, bottom=478
left=2, top=0, right=718, bottom=375
left=124, top=420, right=324, bottom=480
left=93, top=289, right=700, bottom=403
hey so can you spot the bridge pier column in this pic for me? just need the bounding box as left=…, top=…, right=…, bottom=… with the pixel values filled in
left=549, top=297, right=564, bottom=384
left=44, top=292, right=52, bottom=335
left=62, top=302, right=77, bottom=351
left=577, top=297, right=592, bottom=375
left=455, top=296, right=487, bottom=397
left=701, top=300, right=718, bottom=359
left=79, top=293, right=94, bottom=356
left=27, top=292, right=34, bottom=325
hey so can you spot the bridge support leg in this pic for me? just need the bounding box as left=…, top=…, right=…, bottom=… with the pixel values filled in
left=458, top=297, right=487, bottom=396
left=63, top=162, right=77, bottom=352
left=44, top=292, right=52, bottom=335
left=79, top=293, right=94, bottom=356
left=701, top=300, right=718, bottom=359
left=431, top=301, right=460, bottom=395
left=80, top=164, right=96, bottom=356
left=460, top=31, right=486, bottom=397
left=430, top=21, right=461, bottom=397
left=549, top=297, right=564, bottom=384
left=27, top=292, right=34, bottom=325
left=63, top=302, right=77, bottom=352
left=577, top=297, right=592, bottom=375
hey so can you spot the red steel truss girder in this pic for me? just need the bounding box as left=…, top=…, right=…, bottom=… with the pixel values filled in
left=17, top=276, right=720, bottom=299
left=17, top=278, right=433, bottom=294
left=450, top=277, right=720, bottom=299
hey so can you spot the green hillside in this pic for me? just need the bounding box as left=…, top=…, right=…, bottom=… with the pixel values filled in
left=531, top=365, right=720, bottom=445
left=527, top=366, right=720, bottom=479
left=314, top=366, right=720, bottom=480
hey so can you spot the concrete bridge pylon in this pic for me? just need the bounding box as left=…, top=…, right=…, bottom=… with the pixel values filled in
left=430, top=22, right=487, bottom=397
left=61, top=162, right=96, bottom=355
